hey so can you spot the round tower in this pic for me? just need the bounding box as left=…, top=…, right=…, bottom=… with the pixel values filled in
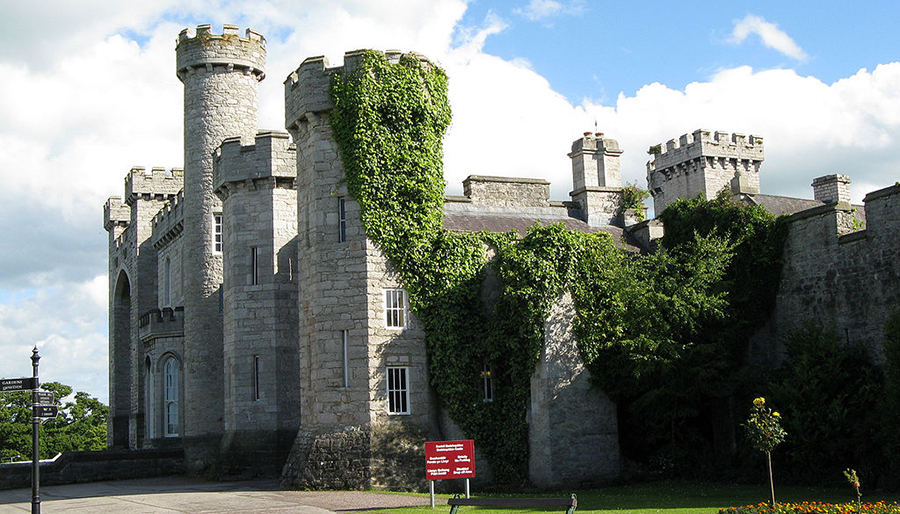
left=175, top=23, right=265, bottom=470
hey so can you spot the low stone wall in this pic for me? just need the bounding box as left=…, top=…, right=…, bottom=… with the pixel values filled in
left=0, top=448, right=183, bottom=490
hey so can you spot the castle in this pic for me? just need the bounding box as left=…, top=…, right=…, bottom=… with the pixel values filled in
left=103, top=25, right=900, bottom=488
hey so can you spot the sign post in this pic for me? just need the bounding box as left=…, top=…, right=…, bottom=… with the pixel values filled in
left=0, top=347, right=55, bottom=514
left=30, top=346, right=41, bottom=514
left=425, top=440, right=476, bottom=508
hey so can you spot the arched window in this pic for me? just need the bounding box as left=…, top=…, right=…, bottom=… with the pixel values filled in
left=146, top=357, right=155, bottom=439
left=164, top=357, right=179, bottom=437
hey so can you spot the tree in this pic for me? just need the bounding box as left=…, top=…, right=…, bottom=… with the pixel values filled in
left=0, top=382, right=108, bottom=461
left=745, top=397, right=786, bottom=507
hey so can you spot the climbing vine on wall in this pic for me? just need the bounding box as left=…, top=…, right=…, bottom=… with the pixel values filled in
left=329, top=50, right=743, bottom=483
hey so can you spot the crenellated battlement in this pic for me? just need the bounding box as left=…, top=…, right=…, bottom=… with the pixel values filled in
left=151, top=191, right=185, bottom=249
left=648, top=129, right=764, bottom=171
left=176, top=24, right=266, bottom=83
left=104, top=197, right=130, bottom=232
left=646, top=129, right=765, bottom=213
left=125, top=166, right=184, bottom=205
left=213, top=130, right=296, bottom=197
left=284, top=49, right=432, bottom=133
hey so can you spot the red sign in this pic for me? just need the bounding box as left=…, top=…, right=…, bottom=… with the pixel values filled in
left=425, top=440, right=475, bottom=480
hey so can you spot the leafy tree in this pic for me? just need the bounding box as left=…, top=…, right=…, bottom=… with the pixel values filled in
left=745, top=397, right=786, bottom=506
left=766, top=324, right=883, bottom=485
left=0, top=382, right=108, bottom=461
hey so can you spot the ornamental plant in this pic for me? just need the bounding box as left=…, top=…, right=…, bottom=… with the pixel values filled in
left=746, top=397, right=786, bottom=507
left=845, top=469, right=862, bottom=509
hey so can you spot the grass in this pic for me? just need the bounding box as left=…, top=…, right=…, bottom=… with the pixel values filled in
left=371, top=482, right=900, bottom=514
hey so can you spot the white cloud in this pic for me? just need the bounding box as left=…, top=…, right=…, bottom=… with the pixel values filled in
left=730, top=14, right=808, bottom=61
left=0, top=276, right=109, bottom=403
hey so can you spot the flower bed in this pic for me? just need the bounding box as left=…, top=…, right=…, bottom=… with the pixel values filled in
left=719, top=502, right=900, bottom=514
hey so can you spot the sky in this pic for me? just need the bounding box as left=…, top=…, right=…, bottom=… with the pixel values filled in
left=1, top=0, right=899, bottom=404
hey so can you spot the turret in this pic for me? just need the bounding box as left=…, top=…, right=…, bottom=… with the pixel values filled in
left=647, top=129, right=764, bottom=213
left=175, top=23, right=266, bottom=471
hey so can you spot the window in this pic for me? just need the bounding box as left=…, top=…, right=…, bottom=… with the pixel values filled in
left=481, top=364, right=493, bottom=403
left=163, top=258, right=171, bottom=307
left=213, top=214, right=223, bottom=253
left=250, top=247, right=259, bottom=285
left=164, top=358, right=179, bottom=437
left=385, top=289, right=407, bottom=329
left=146, top=357, right=155, bottom=439
left=252, top=355, right=260, bottom=401
left=338, top=198, right=347, bottom=243
left=341, top=330, right=350, bottom=388
left=386, top=366, right=409, bottom=415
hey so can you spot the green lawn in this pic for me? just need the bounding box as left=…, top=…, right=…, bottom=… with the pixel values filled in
left=374, top=482, right=899, bottom=514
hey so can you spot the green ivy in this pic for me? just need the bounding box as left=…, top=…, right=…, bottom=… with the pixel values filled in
left=328, top=50, right=739, bottom=483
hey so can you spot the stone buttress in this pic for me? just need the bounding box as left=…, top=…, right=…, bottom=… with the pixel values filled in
left=175, top=24, right=266, bottom=471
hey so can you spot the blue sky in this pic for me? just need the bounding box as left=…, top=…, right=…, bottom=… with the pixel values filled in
left=0, top=0, right=898, bottom=403
left=461, top=1, right=900, bottom=103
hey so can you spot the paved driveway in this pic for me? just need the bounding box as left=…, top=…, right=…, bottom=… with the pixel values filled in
left=0, top=477, right=444, bottom=513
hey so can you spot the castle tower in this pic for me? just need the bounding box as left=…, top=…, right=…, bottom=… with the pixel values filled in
left=175, top=24, right=266, bottom=470
left=281, top=51, right=437, bottom=490
left=213, top=131, right=300, bottom=477
left=104, top=167, right=183, bottom=449
left=647, top=129, right=764, bottom=214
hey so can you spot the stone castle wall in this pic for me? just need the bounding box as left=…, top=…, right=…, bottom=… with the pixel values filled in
left=762, top=185, right=900, bottom=360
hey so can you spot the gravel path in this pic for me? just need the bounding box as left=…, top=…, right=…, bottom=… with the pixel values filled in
left=0, top=476, right=448, bottom=513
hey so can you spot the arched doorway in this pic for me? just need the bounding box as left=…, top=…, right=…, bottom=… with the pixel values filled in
left=111, top=270, right=132, bottom=448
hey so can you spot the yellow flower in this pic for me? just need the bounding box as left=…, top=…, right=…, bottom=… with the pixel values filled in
left=754, top=397, right=766, bottom=406
left=773, top=411, right=780, bottom=417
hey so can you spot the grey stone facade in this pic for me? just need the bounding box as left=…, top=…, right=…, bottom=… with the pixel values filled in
left=104, top=24, right=898, bottom=490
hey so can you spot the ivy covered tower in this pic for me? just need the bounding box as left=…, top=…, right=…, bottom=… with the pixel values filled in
left=281, top=51, right=439, bottom=489
left=175, top=24, right=266, bottom=471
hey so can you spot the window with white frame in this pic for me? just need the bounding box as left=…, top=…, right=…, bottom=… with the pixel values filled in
left=384, top=289, right=407, bottom=329
left=164, top=357, right=179, bottom=437
left=338, top=198, right=347, bottom=243
left=481, top=363, right=493, bottom=403
left=213, top=214, right=223, bottom=253
left=386, top=366, right=409, bottom=415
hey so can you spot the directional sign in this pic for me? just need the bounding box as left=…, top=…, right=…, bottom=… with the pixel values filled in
left=425, top=440, right=475, bottom=480
left=0, top=377, right=37, bottom=392
left=34, top=405, right=59, bottom=418
left=35, top=391, right=54, bottom=404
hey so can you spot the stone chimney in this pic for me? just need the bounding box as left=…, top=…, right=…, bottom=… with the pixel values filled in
left=569, top=132, right=623, bottom=191
left=812, top=174, right=851, bottom=204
